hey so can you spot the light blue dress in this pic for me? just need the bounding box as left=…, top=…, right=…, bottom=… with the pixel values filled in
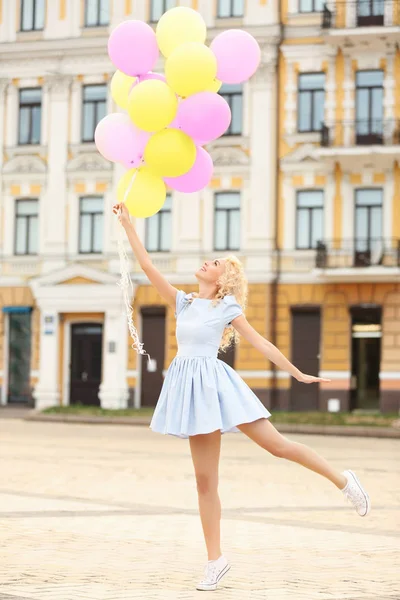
left=149, top=290, right=272, bottom=439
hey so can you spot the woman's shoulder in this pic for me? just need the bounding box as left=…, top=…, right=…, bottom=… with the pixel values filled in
left=222, top=294, right=239, bottom=305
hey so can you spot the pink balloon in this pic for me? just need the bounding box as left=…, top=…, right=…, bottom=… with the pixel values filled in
left=108, top=20, right=159, bottom=77
left=164, top=147, right=213, bottom=193
left=211, top=30, right=261, bottom=84
left=95, top=113, right=150, bottom=168
left=130, top=71, right=166, bottom=93
left=174, top=92, right=231, bottom=145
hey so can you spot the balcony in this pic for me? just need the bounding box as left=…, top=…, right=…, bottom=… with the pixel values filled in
left=316, top=119, right=400, bottom=168
left=322, top=0, right=400, bottom=47
left=314, top=238, right=400, bottom=280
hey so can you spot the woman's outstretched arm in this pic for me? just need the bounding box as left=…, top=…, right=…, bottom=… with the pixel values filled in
left=231, top=315, right=331, bottom=384
left=113, top=203, right=178, bottom=310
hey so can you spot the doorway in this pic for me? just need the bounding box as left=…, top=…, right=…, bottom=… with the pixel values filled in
left=140, top=307, right=166, bottom=406
left=290, top=308, right=321, bottom=411
left=350, top=306, right=381, bottom=410
left=69, top=323, right=103, bottom=406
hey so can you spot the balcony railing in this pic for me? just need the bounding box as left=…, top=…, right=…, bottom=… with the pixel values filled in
left=316, top=238, right=400, bottom=269
left=320, top=119, right=400, bottom=147
left=322, top=0, right=400, bottom=29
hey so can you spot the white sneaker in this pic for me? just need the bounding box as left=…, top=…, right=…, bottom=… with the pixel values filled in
left=196, top=554, right=231, bottom=591
left=341, top=469, right=371, bottom=517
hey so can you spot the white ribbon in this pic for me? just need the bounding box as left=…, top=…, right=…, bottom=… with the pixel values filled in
left=116, top=169, right=151, bottom=364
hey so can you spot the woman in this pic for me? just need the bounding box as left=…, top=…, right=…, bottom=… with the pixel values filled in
left=113, top=202, right=370, bottom=592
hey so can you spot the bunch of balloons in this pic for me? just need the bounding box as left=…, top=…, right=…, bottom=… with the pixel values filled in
left=95, top=7, right=261, bottom=218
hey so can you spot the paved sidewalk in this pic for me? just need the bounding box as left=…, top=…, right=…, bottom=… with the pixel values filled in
left=0, top=420, right=399, bottom=600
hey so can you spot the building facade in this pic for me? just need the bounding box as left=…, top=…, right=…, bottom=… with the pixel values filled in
left=1, top=0, right=399, bottom=414
left=277, top=0, right=400, bottom=412
left=0, top=0, right=280, bottom=410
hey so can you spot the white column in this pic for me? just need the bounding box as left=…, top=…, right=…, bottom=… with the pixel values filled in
left=42, top=77, right=71, bottom=258
left=98, top=310, right=129, bottom=409
left=5, top=83, right=18, bottom=147
left=247, top=51, right=277, bottom=250
left=32, top=310, right=60, bottom=410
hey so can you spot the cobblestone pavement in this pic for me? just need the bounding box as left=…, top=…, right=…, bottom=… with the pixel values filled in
left=0, top=419, right=399, bottom=600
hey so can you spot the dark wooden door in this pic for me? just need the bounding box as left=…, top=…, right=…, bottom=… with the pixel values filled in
left=140, top=307, right=166, bottom=406
left=290, top=309, right=321, bottom=411
left=70, top=323, right=103, bottom=406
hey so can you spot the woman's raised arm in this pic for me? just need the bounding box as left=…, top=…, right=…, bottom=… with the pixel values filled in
left=113, top=203, right=178, bottom=310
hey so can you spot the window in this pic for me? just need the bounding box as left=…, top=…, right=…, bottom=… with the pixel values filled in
left=19, top=88, right=41, bottom=145
left=296, top=190, right=323, bottom=249
left=298, top=0, right=324, bottom=12
left=357, top=0, right=385, bottom=26
left=20, top=0, right=45, bottom=31
left=150, top=0, right=175, bottom=22
left=217, top=0, right=244, bottom=17
left=355, top=189, right=382, bottom=250
left=15, top=199, right=39, bottom=255
left=356, top=70, right=383, bottom=143
left=82, top=85, right=107, bottom=142
left=79, top=197, right=104, bottom=254
left=219, top=84, right=243, bottom=135
left=298, top=73, right=325, bottom=133
left=145, top=195, right=172, bottom=252
left=85, top=0, right=109, bottom=27
left=214, top=193, right=240, bottom=251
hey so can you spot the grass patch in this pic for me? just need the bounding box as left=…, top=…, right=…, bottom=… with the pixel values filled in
left=43, top=405, right=155, bottom=417
left=42, top=406, right=399, bottom=427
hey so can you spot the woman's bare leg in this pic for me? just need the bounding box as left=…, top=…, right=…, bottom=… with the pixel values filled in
left=189, top=430, right=222, bottom=561
left=237, top=418, right=347, bottom=490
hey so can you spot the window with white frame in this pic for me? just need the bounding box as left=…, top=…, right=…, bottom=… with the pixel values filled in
left=217, top=0, right=244, bottom=17
left=20, top=0, right=45, bottom=31
left=82, top=85, right=107, bottom=142
left=214, top=193, right=240, bottom=251
left=355, top=189, right=383, bottom=251
left=296, top=190, right=323, bottom=249
left=15, top=199, right=39, bottom=255
left=85, top=0, right=109, bottom=27
left=297, top=73, right=325, bottom=133
left=150, top=0, right=176, bottom=22
left=298, top=0, right=324, bottom=12
left=219, top=84, right=243, bottom=135
left=79, top=197, right=104, bottom=254
left=145, top=195, right=172, bottom=252
left=19, top=88, right=42, bottom=145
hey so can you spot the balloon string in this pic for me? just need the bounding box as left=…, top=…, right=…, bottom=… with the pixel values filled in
left=116, top=169, right=151, bottom=366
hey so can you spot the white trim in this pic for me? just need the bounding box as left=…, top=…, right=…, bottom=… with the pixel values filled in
left=63, top=320, right=71, bottom=406
left=379, top=372, right=400, bottom=380
left=126, top=370, right=138, bottom=378
left=30, top=370, right=39, bottom=378
left=319, top=371, right=351, bottom=379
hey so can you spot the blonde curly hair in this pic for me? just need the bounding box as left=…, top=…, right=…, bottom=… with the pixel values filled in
left=191, top=254, right=248, bottom=352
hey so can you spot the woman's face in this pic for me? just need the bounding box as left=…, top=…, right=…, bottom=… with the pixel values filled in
left=195, top=258, right=226, bottom=285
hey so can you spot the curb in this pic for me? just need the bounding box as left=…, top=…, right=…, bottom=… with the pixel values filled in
left=23, top=412, right=400, bottom=438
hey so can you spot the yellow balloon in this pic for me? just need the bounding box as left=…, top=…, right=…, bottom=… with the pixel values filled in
left=110, top=70, right=136, bottom=110
left=156, top=6, right=206, bottom=58
left=117, top=167, right=166, bottom=218
left=166, top=42, right=217, bottom=98
left=127, top=79, right=177, bottom=132
left=144, top=129, right=196, bottom=178
left=206, top=78, right=223, bottom=93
